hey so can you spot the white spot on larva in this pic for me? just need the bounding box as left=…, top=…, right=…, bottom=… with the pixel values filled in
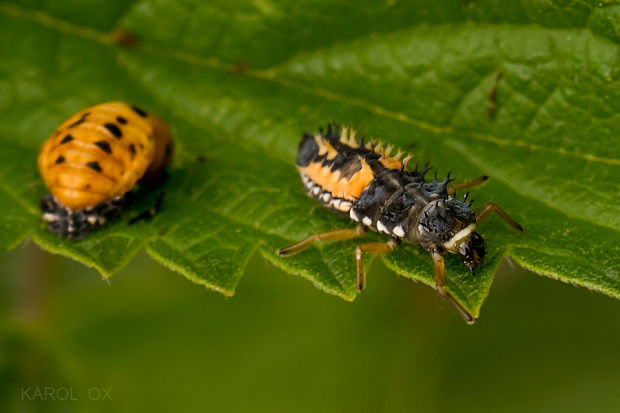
left=376, top=221, right=389, bottom=234
left=331, top=199, right=341, bottom=208
left=443, top=223, right=476, bottom=252
left=362, top=217, right=372, bottom=226
left=350, top=209, right=359, bottom=221
left=392, top=226, right=405, bottom=237
left=321, top=192, right=331, bottom=202
left=339, top=201, right=352, bottom=211
left=87, top=216, right=98, bottom=225
left=312, top=186, right=321, bottom=195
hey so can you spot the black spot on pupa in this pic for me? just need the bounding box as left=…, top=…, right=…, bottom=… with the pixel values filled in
left=55, top=155, right=65, bottom=164
left=165, top=142, right=172, bottom=156
left=104, top=123, right=122, bottom=138
left=68, top=112, right=90, bottom=128
left=131, top=105, right=147, bottom=117
left=68, top=118, right=85, bottom=128
left=86, top=161, right=102, bottom=172
left=85, top=184, right=91, bottom=190
left=116, top=116, right=127, bottom=124
left=139, top=143, right=144, bottom=149
left=129, top=143, right=136, bottom=155
left=60, top=134, right=74, bottom=144
left=94, top=141, right=112, bottom=154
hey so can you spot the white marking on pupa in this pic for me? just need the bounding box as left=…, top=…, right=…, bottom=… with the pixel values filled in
left=312, top=186, right=321, bottom=195
left=331, top=199, right=341, bottom=209
left=362, top=217, right=372, bottom=226
left=321, top=192, right=331, bottom=202
left=350, top=209, right=359, bottom=221
left=42, top=213, right=58, bottom=222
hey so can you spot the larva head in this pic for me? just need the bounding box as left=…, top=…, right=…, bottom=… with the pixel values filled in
left=457, top=231, right=486, bottom=272
left=416, top=198, right=486, bottom=272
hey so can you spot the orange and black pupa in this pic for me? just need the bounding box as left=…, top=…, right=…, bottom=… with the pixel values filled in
left=38, top=102, right=173, bottom=239
left=278, top=124, right=523, bottom=323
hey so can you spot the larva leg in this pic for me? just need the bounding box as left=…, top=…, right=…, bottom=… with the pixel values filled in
left=278, top=225, right=367, bottom=257
left=476, top=201, right=523, bottom=232
left=431, top=250, right=475, bottom=324
left=355, top=238, right=399, bottom=292
left=447, top=175, right=490, bottom=195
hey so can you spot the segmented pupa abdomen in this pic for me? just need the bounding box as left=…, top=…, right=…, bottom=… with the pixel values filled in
left=38, top=102, right=173, bottom=210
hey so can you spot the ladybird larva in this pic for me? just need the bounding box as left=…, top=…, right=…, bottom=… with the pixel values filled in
left=278, top=124, right=523, bottom=323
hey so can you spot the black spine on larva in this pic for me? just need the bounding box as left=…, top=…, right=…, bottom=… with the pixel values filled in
left=417, top=198, right=476, bottom=244
left=296, top=132, right=319, bottom=167
left=298, top=125, right=487, bottom=269
left=405, top=170, right=474, bottom=244
left=347, top=150, right=478, bottom=248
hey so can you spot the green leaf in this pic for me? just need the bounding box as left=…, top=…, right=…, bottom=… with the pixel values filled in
left=0, top=0, right=618, bottom=319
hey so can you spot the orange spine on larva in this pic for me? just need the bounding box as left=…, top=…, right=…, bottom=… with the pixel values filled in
left=37, top=102, right=173, bottom=210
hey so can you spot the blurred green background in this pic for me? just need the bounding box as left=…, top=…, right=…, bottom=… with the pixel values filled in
left=1, top=0, right=619, bottom=411
left=1, top=245, right=619, bottom=412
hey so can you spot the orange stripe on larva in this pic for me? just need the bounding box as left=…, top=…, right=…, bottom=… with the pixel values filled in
left=300, top=156, right=375, bottom=201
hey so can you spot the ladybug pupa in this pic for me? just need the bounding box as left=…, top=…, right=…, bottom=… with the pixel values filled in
left=278, top=125, right=523, bottom=323
left=38, top=102, right=173, bottom=239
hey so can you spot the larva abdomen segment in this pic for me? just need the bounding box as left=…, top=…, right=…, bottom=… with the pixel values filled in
left=296, top=126, right=408, bottom=216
